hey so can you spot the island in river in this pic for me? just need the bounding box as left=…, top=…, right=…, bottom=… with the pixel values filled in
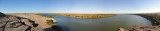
left=48, top=13, right=117, bottom=19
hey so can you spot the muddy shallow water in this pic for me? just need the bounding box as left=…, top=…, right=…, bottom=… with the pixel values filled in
left=44, top=14, right=152, bottom=31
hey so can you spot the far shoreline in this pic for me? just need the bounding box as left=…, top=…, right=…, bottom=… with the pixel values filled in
left=134, top=14, right=160, bottom=26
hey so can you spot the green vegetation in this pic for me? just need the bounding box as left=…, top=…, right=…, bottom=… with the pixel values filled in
left=136, top=14, right=160, bottom=26
left=36, top=14, right=57, bottom=26
left=36, top=14, right=52, bottom=18
left=46, top=20, right=56, bottom=26
left=50, top=13, right=117, bottom=19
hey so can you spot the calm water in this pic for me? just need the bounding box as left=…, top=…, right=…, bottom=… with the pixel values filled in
left=43, top=14, right=152, bottom=31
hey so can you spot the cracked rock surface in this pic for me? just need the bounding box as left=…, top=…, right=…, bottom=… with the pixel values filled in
left=0, top=13, right=38, bottom=31
left=0, top=12, right=61, bottom=31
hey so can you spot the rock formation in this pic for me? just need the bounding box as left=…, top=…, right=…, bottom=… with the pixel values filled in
left=0, top=12, right=63, bottom=31
left=119, top=25, right=160, bottom=31
left=0, top=12, right=38, bottom=31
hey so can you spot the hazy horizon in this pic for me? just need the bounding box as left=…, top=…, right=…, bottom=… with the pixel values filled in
left=0, top=0, right=160, bottom=13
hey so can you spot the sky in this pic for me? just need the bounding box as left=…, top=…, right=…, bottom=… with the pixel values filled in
left=0, top=0, right=160, bottom=13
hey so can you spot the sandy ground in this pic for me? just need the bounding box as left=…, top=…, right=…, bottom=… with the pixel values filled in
left=7, top=13, right=56, bottom=28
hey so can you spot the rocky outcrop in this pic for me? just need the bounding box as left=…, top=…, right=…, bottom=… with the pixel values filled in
left=119, top=25, right=160, bottom=31
left=0, top=13, right=64, bottom=31
left=4, top=21, right=29, bottom=31
left=0, top=16, right=29, bottom=31
left=0, top=13, right=39, bottom=31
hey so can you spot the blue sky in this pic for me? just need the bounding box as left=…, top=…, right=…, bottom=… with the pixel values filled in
left=0, top=0, right=160, bottom=13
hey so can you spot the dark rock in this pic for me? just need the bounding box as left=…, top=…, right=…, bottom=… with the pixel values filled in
left=44, top=25, right=64, bottom=31
left=31, top=26, right=44, bottom=31
left=21, top=19, right=33, bottom=27
left=21, top=18, right=39, bottom=27
left=4, top=21, right=29, bottom=31
left=0, top=12, right=6, bottom=17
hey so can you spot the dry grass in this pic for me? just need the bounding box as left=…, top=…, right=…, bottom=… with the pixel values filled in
left=50, top=13, right=117, bottom=19
left=36, top=14, right=52, bottom=18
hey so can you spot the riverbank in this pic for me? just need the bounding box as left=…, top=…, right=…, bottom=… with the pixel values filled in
left=49, top=13, right=117, bottom=19
left=135, top=14, right=160, bottom=26
left=119, top=13, right=160, bottom=31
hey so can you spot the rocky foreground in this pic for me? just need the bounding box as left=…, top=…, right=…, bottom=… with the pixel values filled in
left=119, top=25, right=160, bottom=31
left=0, top=13, right=34, bottom=31
left=0, top=12, right=60, bottom=31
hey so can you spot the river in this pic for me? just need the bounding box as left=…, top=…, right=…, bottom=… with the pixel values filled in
left=43, top=14, right=152, bottom=31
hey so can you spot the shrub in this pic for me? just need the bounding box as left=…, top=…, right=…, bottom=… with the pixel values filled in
left=46, top=20, right=56, bottom=26
left=46, top=16, right=52, bottom=18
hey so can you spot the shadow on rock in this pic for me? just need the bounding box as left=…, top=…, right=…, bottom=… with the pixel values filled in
left=0, top=12, right=40, bottom=31
left=44, top=25, right=64, bottom=31
left=16, top=17, right=39, bottom=27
